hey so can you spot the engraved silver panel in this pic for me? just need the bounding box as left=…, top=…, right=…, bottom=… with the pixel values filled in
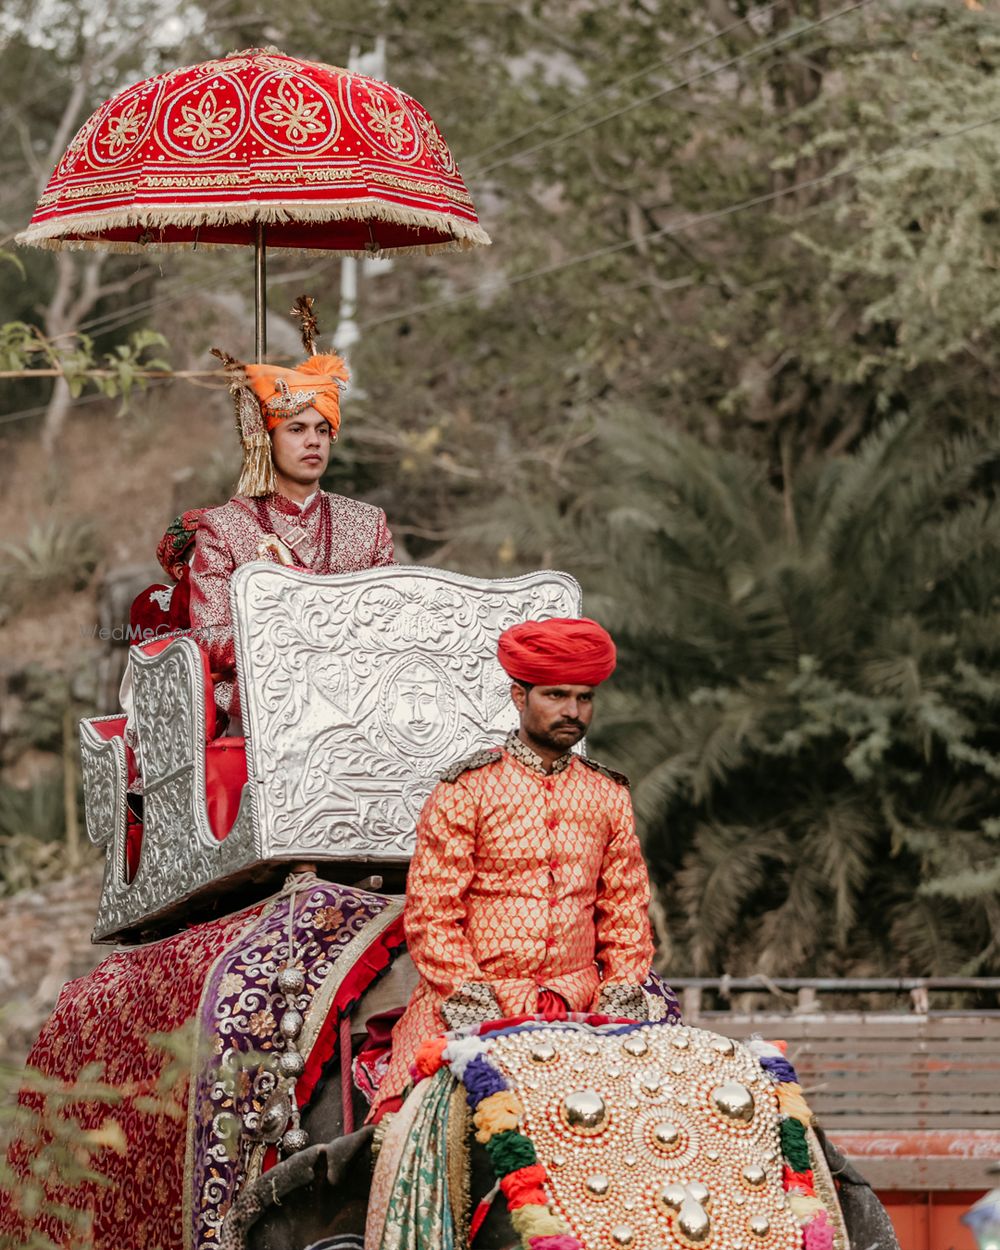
left=85, top=567, right=582, bottom=939
left=233, top=565, right=581, bottom=860
left=90, top=639, right=259, bottom=942
left=80, top=717, right=129, bottom=893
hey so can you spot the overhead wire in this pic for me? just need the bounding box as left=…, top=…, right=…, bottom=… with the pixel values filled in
left=461, top=1, right=782, bottom=169
left=0, top=0, right=973, bottom=430
left=0, top=380, right=167, bottom=427
left=472, top=0, right=876, bottom=178
left=358, top=111, right=1000, bottom=331
left=3, top=109, right=995, bottom=425
left=10, top=0, right=872, bottom=348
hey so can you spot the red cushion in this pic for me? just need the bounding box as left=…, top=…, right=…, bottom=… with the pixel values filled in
left=204, top=737, right=248, bottom=841
left=87, top=718, right=140, bottom=788
left=126, top=813, right=142, bottom=882
left=90, top=716, right=127, bottom=742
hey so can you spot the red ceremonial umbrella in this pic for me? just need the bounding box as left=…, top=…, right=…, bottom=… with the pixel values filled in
left=17, top=47, right=489, bottom=357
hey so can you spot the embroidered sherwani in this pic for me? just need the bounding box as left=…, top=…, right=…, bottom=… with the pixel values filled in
left=370, top=733, right=655, bottom=1115
left=189, top=491, right=394, bottom=715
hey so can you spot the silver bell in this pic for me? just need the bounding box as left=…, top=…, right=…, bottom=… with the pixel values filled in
left=257, top=1089, right=292, bottom=1142
left=277, top=966, right=306, bottom=996
left=282, top=1126, right=309, bottom=1153
left=278, top=1049, right=306, bottom=1078
left=280, top=1009, right=304, bottom=1040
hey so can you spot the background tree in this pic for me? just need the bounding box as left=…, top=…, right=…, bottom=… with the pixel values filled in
left=2, top=0, right=999, bottom=975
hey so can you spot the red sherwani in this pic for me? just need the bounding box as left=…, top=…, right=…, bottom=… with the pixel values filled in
left=189, top=490, right=393, bottom=715
left=371, top=733, right=654, bottom=1115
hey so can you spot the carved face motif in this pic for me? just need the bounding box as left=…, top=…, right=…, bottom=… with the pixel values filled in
left=391, top=676, right=444, bottom=744
left=379, top=656, right=457, bottom=756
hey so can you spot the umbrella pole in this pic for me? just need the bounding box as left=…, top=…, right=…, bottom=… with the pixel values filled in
left=254, top=222, right=267, bottom=362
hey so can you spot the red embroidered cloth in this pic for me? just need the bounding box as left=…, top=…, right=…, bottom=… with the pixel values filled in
left=18, top=48, right=489, bottom=256
left=189, top=490, right=394, bottom=716
left=0, top=880, right=404, bottom=1250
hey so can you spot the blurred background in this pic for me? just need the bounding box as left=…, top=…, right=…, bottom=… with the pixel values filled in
left=3, top=7, right=1000, bottom=1243
left=1, top=0, right=998, bottom=991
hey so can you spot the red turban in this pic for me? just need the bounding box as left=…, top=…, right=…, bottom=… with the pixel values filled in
left=497, top=617, right=617, bottom=686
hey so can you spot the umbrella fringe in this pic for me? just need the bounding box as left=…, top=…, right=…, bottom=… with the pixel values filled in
left=15, top=199, right=491, bottom=256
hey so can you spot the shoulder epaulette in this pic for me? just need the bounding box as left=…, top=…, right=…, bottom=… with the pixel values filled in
left=439, top=746, right=503, bottom=783
left=580, top=757, right=631, bottom=787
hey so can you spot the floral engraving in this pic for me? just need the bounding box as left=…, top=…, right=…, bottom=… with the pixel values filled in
left=235, top=566, right=581, bottom=858
left=362, top=95, right=412, bottom=152
left=98, top=100, right=148, bottom=158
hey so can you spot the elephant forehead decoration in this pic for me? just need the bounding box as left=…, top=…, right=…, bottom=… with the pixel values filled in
left=488, top=1025, right=803, bottom=1250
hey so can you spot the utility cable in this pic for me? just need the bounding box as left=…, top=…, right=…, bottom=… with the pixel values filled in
left=473, top=0, right=876, bottom=178
left=359, top=110, right=1000, bottom=331
left=462, top=2, right=782, bottom=169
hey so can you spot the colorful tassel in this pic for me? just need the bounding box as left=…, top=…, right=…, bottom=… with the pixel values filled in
left=779, top=1117, right=811, bottom=1172
left=776, top=1081, right=813, bottom=1126
left=474, top=1089, right=523, bottom=1142
left=501, top=1163, right=549, bottom=1210
left=509, top=1204, right=569, bottom=1240
left=442, top=1035, right=486, bottom=1078
left=788, top=1194, right=827, bottom=1222
left=412, top=1035, right=448, bottom=1078
left=485, top=1129, right=538, bottom=1176
left=803, top=1211, right=835, bottom=1249
left=782, top=1165, right=816, bottom=1195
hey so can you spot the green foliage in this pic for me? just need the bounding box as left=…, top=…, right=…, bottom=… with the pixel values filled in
left=516, top=411, right=1000, bottom=977
left=0, top=776, right=68, bottom=898
left=0, top=1019, right=198, bottom=1249
left=0, top=323, right=170, bottom=410
left=0, top=1055, right=124, bottom=1248
left=2, top=0, right=999, bottom=985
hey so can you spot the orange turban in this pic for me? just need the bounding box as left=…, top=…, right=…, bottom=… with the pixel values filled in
left=244, top=353, right=350, bottom=435
left=498, top=617, right=617, bottom=686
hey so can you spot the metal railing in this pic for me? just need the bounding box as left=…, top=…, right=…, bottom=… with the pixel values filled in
left=664, top=976, right=1000, bottom=1018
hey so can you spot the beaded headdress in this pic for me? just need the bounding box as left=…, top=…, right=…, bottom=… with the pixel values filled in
left=211, top=297, right=349, bottom=498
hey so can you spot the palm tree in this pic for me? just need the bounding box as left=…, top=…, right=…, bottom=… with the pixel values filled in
left=470, top=412, right=1000, bottom=977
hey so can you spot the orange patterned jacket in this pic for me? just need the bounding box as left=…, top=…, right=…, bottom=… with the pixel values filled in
left=371, top=733, right=654, bottom=1113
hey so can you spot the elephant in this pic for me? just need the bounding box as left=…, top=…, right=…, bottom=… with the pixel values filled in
left=0, top=881, right=899, bottom=1250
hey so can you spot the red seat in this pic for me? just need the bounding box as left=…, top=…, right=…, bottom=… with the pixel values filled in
left=204, top=736, right=248, bottom=841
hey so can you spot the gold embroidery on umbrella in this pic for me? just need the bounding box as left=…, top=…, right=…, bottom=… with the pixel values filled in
left=260, top=81, right=327, bottom=143
left=39, top=168, right=475, bottom=208
left=363, top=96, right=412, bottom=151
left=417, top=114, right=453, bottom=168
left=174, top=90, right=237, bottom=150
left=99, top=101, right=148, bottom=157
